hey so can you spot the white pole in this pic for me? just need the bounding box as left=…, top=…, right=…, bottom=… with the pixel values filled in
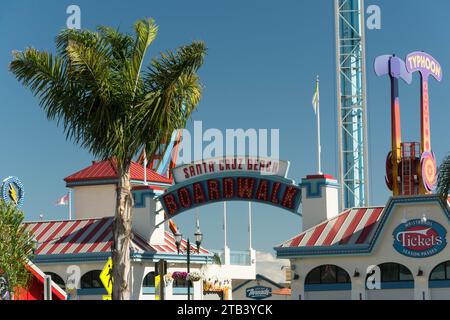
left=68, top=190, right=72, bottom=220
left=196, top=208, right=200, bottom=230
left=143, top=146, right=148, bottom=185
left=316, top=75, right=322, bottom=174
left=248, top=202, right=252, bottom=250
left=223, top=202, right=228, bottom=248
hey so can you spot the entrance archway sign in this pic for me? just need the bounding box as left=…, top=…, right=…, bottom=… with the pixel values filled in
left=158, top=157, right=301, bottom=223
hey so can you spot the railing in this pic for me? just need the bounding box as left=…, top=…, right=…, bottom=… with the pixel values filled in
left=211, top=250, right=252, bottom=266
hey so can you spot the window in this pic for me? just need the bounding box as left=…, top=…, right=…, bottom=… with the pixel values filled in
left=305, top=265, right=350, bottom=285
left=44, top=272, right=65, bottom=290
left=173, top=279, right=193, bottom=288
left=80, top=270, right=102, bottom=289
left=366, top=263, right=413, bottom=284
left=430, top=261, right=450, bottom=281
left=142, top=271, right=157, bottom=287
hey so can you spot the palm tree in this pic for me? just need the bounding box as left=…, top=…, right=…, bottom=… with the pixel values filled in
left=10, top=18, right=206, bottom=300
left=437, top=154, right=450, bottom=200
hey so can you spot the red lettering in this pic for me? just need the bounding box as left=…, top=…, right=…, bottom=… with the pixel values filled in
left=223, top=178, right=235, bottom=198
left=189, top=166, right=195, bottom=177
left=193, top=183, right=206, bottom=204
left=281, top=186, right=299, bottom=209
left=255, top=179, right=269, bottom=201
left=177, top=187, right=192, bottom=208
left=271, top=182, right=281, bottom=204
left=163, top=194, right=178, bottom=215
left=183, top=168, right=190, bottom=179
left=207, top=179, right=220, bottom=200
left=237, top=178, right=255, bottom=199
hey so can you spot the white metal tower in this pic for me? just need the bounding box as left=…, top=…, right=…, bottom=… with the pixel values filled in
left=335, top=0, right=370, bottom=209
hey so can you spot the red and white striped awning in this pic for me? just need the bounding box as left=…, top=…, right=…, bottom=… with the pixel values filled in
left=280, top=207, right=385, bottom=249
left=25, top=217, right=209, bottom=256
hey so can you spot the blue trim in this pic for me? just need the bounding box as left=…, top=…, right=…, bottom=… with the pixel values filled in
left=77, top=288, right=108, bottom=295
left=173, top=287, right=193, bottom=295
left=33, top=252, right=213, bottom=264
left=133, top=190, right=157, bottom=208
left=429, top=280, right=450, bottom=288
left=66, top=179, right=171, bottom=189
left=33, top=252, right=111, bottom=264
left=379, top=281, right=414, bottom=289
left=142, top=287, right=156, bottom=294
left=300, top=178, right=339, bottom=199
left=276, top=195, right=450, bottom=258
left=305, top=283, right=351, bottom=292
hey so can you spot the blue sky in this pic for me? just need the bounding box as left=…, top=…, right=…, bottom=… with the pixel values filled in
left=0, top=0, right=449, bottom=253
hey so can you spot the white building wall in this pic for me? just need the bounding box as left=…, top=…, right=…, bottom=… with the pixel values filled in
left=132, top=192, right=165, bottom=245
left=72, top=185, right=116, bottom=219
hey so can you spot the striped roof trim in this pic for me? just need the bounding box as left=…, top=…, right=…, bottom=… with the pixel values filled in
left=279, top=207, right=385, bottom=249
left=25, top=217, right=209, bottom=256
left=64, top=159, right=172, bottom=184
left=25, top=261, right=67, bottom=300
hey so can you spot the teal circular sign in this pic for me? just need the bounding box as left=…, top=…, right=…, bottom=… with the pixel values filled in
left=1, top=176, right=25, bottom=208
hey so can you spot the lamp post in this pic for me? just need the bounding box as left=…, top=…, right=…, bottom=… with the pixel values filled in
left=174, top=228, right=203, bottom=301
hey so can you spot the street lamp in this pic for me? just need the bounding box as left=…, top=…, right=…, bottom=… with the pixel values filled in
left=174, top=228, right=203, bottom=301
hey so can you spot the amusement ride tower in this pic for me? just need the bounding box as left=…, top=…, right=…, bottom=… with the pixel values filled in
left=335, top=0, right=370, bottom=209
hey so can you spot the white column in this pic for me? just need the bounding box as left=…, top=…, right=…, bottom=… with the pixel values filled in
left=223, top=202, right=230, bottom=265
left=415, top=275, right=430, bottom=300
left=165, top=281, right=174, bottom=300
left=193, top=281, right=203, bottom=300
left=68, top=190, right=72, bottom=220
left=351, top=277, right=367, bottom=300
left=248, top=202, right=253, bottom=250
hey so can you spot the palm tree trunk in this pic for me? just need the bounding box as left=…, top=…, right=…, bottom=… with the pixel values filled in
left=112, top=165, right=133, bottom=300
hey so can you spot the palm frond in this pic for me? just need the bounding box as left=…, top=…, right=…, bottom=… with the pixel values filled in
left=97, top=26, right=134, bottom=64
left=437, top=154, right=450, bottom=199
left=128, top=18, right=158, bottom=98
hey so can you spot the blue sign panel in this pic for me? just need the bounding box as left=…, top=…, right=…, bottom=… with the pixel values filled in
left=393, top=219, right=447, bottom=258
left=246, top=286, right=272, bottom=300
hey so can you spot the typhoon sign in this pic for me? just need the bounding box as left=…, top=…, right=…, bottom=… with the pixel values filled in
left=393, top=219, right=447, bottom=258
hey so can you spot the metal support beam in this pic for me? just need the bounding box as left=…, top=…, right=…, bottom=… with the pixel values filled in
left=335, top=0, right=370, bottom=209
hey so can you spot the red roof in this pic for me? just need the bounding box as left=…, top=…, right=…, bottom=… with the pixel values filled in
left=25, top=218, right=209, bottom=255
left=64, top=159, right=172, bottom=185
left=279, top=207, right=385, bottom=249
left=15, top=261, right=67, bottom=300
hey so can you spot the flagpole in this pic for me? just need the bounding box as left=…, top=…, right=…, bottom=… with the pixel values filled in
left=68, top=190, right=72, bottom=220
left=316, top=75, right=322, bottom=174
left=143, top=146, right=148, bottom=186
